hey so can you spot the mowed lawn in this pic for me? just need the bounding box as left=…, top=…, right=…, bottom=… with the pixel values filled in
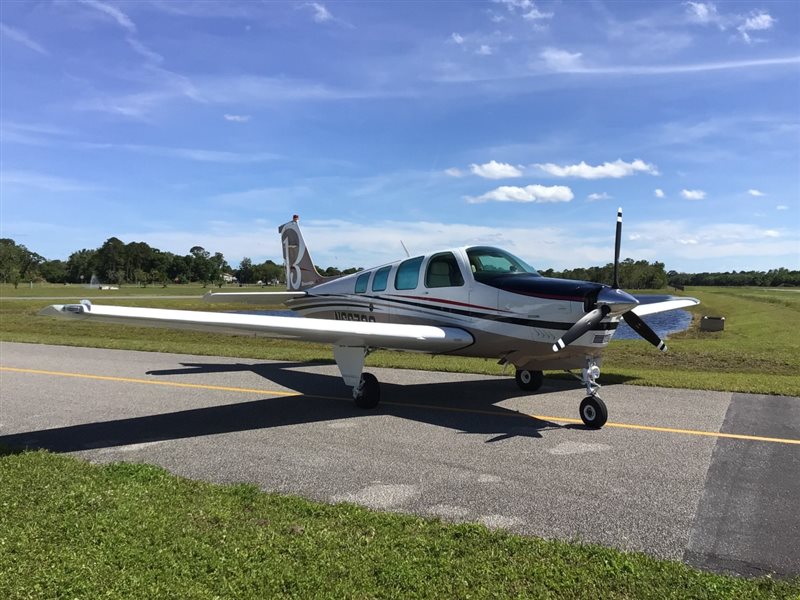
left=2, top=449, right=799, bottom=600
left=2, top=284, right=799, bottom=396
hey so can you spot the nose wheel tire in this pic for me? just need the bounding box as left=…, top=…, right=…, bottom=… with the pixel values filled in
left=579, top=396, right=608, bottom=429
left=354, top=372, right=381, bottom=409
left=515, top=369, right=544, bottom=392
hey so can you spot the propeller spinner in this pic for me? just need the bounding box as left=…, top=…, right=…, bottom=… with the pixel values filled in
left=552, top=208, right=668, bottom=353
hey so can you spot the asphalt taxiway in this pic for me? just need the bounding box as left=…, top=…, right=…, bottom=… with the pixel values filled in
left=1, top=341, right=798, bottom=578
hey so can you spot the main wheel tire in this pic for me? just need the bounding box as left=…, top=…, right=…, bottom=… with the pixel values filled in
left=579, top=396, right=608, bottom=429
left=354, top=372, right=381, bottom=409
left=515, top=369, right=544, bottom=392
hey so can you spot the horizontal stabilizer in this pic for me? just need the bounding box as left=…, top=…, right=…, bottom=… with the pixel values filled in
left=39, top=302, right=473, bottom=353
left=631, top=295, right=700, bottom=317
left=203, top=291, right=307, bottom=305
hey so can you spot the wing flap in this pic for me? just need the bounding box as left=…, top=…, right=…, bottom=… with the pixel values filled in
left=631, top=295, right=700, bottom=316
left=39, top=302, right=473, bottom=353
left=203, top=291, right=307, bottom=305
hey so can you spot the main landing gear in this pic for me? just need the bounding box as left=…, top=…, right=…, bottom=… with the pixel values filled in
left=333, top=345, right=383, bottom=410
left=514, top=368, right=544, bottom=392
left=515, top=360, right=608, bottom=429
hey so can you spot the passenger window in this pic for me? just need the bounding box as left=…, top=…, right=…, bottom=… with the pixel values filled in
left=395, top=257, right=423, bottom=290
left=355, top=272, right=370, bottom=294
left=372, top=266, right=391, bottom=292
left=425, top=252, right=464, bottom=288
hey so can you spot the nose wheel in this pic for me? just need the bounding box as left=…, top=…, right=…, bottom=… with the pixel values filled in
left=579, top=395, right=607, bottom=429
left=567, top=357, right=609, bottom=429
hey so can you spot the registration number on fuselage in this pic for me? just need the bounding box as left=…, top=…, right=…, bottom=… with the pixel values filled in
left=334, top=311, right=376, bottom=322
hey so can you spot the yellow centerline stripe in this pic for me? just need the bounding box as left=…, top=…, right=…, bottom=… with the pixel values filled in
left=3, top=366, right=799, bottom=446
left=0, top=366, right=302, bottom=398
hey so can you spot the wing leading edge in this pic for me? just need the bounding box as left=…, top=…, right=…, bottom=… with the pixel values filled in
left=39, top=302, right=473, bottom=353
left=203, top=291, right=307, bottom=305
left=631, top=295, right=700, bottom=317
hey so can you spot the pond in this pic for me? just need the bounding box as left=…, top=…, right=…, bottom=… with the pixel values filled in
left=613, top=309, right=692, bottom=340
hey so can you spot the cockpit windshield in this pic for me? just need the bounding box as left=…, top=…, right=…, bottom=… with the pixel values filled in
left=466, top=246, right=540, bottom=282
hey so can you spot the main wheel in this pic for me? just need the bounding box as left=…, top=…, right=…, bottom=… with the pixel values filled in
left=579, top=396, right=608, bottom=429
left=354, top=372, right=381, bottom=409
left=515, top=369, right=544, bottom=392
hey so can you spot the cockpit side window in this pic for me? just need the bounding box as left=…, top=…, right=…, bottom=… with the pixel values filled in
left=395, top=257, right=423, bottom=290
left=466, top=247, right=540, bottom=282
left=355, top=271, right=370, bottom=294
left=372, top=266, right=391, bottom=292
left=425, top=252, right=464, bottom=288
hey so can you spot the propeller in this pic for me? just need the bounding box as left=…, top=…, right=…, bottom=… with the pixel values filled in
left=552, top=207, right=668, bottom=353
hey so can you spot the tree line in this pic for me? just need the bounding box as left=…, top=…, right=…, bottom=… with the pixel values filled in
left=0, top=237, right=289, bottom=288
left=1, top=237, right=797, bottom=288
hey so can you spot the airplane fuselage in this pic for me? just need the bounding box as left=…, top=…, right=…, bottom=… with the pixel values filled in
left=285, top=245, right=623, bottom=371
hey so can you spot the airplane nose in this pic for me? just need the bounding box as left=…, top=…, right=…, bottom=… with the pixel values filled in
left=596, top=287, right=639, bottom=314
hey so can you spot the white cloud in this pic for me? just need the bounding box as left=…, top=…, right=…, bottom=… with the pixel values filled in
left=79, top=142, right=279, bottom=163
left=493, top=0, right=552, bottom=21
left=540, top=47, right=583, bottom=72
left=469, top=160, right=523, bottom=179
left=523, top=6, right=553, bottom=20
left=476, top=44, right=493, bottom=56
left=0, top=170, right=104, bottom=192
left=78, top=0, right=136, bottom=33
left=764, top=230, right=780, bottom=238
left=224, top=114, right=251, bottom=123
left=466, top=184, right=573, bottom=204
left=776, top=205, right=789, bottom=211
left=451, top=32, right=464, bottom=44
left=738, top=11, right=776, bottom=43
left=444, top=167, right=464, bottom=177
left=747, top=188, right=765, bottom=197
left=308, top=2, right=333, bottom=23
left=685, top=2, right=722, bottom=26
left=684, top=2, right=777, bottom=44
left=535, top=159, right=659, bottom=179
left=587, top=192, right=611, bottom=202
left=681, top=189, right=706, bottom=200
left=654, top=188, right=665, bottom=198
left=0, top=23, right=48, bottom=55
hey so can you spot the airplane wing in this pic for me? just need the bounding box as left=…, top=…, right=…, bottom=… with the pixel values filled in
left=203, top=291, right=307, bottom=305
left=631, top=295, right=700, bottom=317
left=39, top=301, right=473, bottom=353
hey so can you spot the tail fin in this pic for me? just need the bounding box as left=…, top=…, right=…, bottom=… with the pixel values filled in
left=279, top=215, right=334, bottom=291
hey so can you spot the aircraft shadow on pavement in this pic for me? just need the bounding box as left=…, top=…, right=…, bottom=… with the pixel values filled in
left=0, top=361, right=588, bottom=454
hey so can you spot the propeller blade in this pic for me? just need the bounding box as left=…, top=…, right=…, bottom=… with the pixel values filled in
left=613, top=207, right=622, bottom=289
left=553, top=305, right=610, bottom=352
left=623, top=310, right=667, bottom=352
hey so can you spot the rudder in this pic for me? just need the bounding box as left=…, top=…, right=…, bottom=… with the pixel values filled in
left=278, top=215, right=329, bottom=291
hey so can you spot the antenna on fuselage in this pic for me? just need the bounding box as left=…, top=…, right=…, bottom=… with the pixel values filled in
left=400, top=240, right=411, bottom=257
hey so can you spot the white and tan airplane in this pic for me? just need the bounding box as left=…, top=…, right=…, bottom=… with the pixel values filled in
left=41, top=210, right=698, bottom=429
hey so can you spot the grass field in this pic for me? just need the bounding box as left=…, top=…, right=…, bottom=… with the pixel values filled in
left=2, top=283, right=799, bottom=396
left=3, top=284, right=799, bottom=597
left=2, top=449, right=798, bottom=600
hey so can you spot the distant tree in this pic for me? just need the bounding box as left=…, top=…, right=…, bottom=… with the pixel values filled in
left=66, top=249, right=97, bottom=284
left=0, top=239, right=44, bottom=287
left=237, top=257, right=254, bottom=284
left=39, top=259, right=68, bottom=284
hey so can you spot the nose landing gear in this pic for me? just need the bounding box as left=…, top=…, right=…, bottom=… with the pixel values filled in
left=572, top=358, right=607, bottom=429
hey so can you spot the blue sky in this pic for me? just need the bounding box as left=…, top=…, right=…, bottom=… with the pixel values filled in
left=1, top=0, right=798, bottom=272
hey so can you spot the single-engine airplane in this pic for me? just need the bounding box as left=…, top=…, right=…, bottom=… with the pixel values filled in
left=41, top=209, right=698, bottom=429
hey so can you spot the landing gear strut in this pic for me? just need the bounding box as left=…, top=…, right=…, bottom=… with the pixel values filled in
left=572, top=358, right=607, bottom=429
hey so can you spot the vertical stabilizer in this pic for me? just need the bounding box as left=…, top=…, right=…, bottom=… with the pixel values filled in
left=278, top=215, right=331, bottom=290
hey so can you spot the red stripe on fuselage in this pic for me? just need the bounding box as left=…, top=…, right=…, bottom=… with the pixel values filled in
left=394, top=295, right=511, bottom=313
